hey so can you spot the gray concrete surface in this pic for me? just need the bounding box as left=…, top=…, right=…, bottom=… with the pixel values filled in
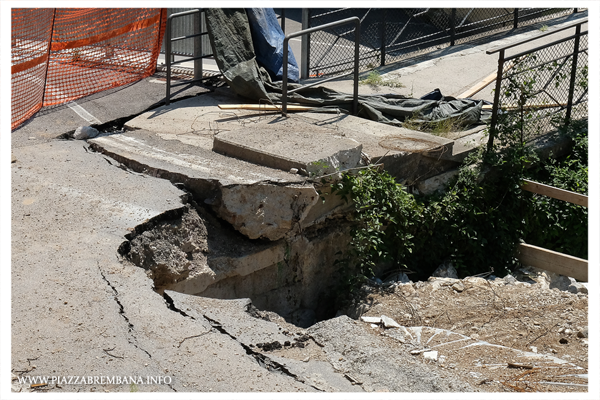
left=213, top=122, right=363, bottom=174
left=12, top=76, right=211, bottom=148
left=10, top=141, right=314, bottom=393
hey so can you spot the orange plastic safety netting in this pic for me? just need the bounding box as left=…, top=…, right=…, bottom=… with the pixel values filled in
left=11, top=8, right=166, bottom=130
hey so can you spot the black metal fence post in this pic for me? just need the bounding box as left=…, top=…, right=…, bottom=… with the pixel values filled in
left=380, top=11, right=386, bottom=66
left=283, top=17, right=361, bottom=116
left=166, top=14, right=172, bottom=105
left=353, top=21, right=360, bottom=115
left=565, top=23, right=582, bottom=127
left=40, top=9, right=57, bottom=108
left=514, top=9, right=519, bottom=30
left=450, top=9, right=456, bottom=46
left=300, top=8, right=310, bottom=79
left=487, top=49, right=505, bottom=154
left=193, top=10, right=202, bottom=81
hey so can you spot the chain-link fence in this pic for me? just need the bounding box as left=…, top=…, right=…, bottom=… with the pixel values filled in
left=306, top=8, right=579, bottom=78
left=488, top=19, right=587, bottom=147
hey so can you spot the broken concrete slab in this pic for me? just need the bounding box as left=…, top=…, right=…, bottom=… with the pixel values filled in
left=89, top=130, right=300, bottom=189
left=213, top=125, right=363, bottom=175
left=166, top=293, right=362, bottom=392
left=90, top=129, right=353, bottom=244
left=308, top=316, right=474, bottom=392
left=123, top=91, right=462, bottom=184
left=216, top=182, right=319, bottom=240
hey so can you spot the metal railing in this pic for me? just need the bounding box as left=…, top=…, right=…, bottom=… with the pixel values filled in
left=486, top=18, right=588, bottom=152
left=165, top=9, right=221, bottom=105
left=304, top=8, right=579, bottom=78
left=282, top=17, right=360, bottom=117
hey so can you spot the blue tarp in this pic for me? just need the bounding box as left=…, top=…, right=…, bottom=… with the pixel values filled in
left=246, top=8, right=299, bottom=83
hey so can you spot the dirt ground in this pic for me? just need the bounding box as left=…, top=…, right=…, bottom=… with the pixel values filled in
left=355, top=274, right=588, bottom=392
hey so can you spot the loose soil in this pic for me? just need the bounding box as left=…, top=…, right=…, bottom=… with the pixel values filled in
left=355, top=276, right=588, bottom=392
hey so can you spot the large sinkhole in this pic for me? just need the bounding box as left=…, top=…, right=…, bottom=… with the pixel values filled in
left=118, top=199, right=351, bottom=328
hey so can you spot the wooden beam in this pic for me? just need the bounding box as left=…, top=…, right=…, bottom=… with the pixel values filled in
left=521, top=179, right=588, bottom=207
left=517, top=243, right=587, bottom=281
left=457, top=61, right=515, bottom=99
left=457, top=70, right=499, bottom=99
left=482, top=103, right=568, bottom=111
left=218, top=104, right=314, bottom=111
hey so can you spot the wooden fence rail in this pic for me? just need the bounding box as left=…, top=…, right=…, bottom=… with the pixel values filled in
left=517, top=179, right=588, bottom=281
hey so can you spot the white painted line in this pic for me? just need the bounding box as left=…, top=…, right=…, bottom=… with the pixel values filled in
left=67, top=101, right=102, bottom=125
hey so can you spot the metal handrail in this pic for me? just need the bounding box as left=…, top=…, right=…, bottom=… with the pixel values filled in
left=486, top=17, right=588, bottom=55
left=282, top=17, right=361, bottom=117
left=165, top=9, right=222, bottom=105
left=486, top=18, right=588, bottom=154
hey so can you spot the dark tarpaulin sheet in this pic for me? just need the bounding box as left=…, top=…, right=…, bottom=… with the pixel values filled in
left=205, top=8, right=492, bottom=127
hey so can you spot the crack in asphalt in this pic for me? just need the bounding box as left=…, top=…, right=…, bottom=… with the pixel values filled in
left=162, top=292, right=324, bottom=392
left=98, top=266, right=152, bottom=360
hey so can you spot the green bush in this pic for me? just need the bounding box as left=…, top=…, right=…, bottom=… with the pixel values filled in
left=522, top=119, right=588, bottom=258
left=331, top=118, right=587, bottom=284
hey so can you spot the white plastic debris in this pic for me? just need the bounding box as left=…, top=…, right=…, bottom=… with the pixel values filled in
left=380, top=315, right=401, bottom=329
left=423, top=350, right=439, bottom=361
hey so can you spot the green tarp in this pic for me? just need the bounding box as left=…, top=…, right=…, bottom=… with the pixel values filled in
left=205, top=8, right=491, bottom=128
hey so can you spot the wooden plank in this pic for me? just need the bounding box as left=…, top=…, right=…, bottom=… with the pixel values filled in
left=482, top=103, right=568, bottom=111
left=517, top=243, right=587, bottom=281
left=457, top=70, right=498, bottom=99
left=521, top=179, right=588, bottom=207
left=457, top=61, right=515, bottom=99
left=218, top=104, right=314, bottom=111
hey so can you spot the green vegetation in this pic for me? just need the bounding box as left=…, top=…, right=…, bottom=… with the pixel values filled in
left=330, top=48, right=587, bottom=298
left=331, top=118, right=587, bottom=289
left=402, top=114, right=470, bottom=137
left=359, top=70, right=404, bottom=88
left=522, top=119, right=588, bottom=258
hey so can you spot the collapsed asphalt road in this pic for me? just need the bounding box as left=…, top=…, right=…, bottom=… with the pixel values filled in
left=11, top=139, right=477, bottom=393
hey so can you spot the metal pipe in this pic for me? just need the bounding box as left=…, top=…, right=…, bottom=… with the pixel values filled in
left=487, top=49, right=505, bottom=155
left=450, top=9, right=456, bottom=46
left=194, top=10, right=202, bottom=81
left=353, top=20, right=360, bottom=116
left=380, top=11, right=386, bottom=66
left=170, top=32, right=207, bottom=42
left=504, top=30, right=587, bottom=62
left=166, top=12, right=172, bottom=105
left=283, top=17, right=360, bottom=117
left=565, top=24, right=582, bottom=127
left=301, top=8, right=310, bottom=79
left=487, top=18, right=587, bottom=54
left=288, top=71, right=353, bottom=93
left=169, top=54, right=213, bottom=65
left=169, top=74, right=223, bottom=88
left=41, top=9, right=57, bottom=108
